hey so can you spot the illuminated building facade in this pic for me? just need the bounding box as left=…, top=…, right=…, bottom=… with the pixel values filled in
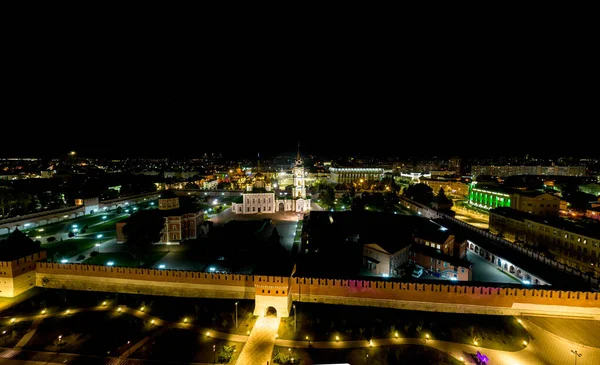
left=468, top=184, right=559, bottom=215
left=489, top=207, right=600, bottom=275
left=329, top=167, right=384, bottom=184
left=471, top=165, right=586, bottom=178
left=231, top=148, right=310, bottom=214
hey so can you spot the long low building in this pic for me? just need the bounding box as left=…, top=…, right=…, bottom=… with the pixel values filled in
left=489, top=207, right=600, bottom=276
left=471, top=165, right=586, bottom=178
left=421, top=178, right=469, bottom=198
left=329, top=167, right=384, bottom=184
left=468, top=183, right=560, bottom=215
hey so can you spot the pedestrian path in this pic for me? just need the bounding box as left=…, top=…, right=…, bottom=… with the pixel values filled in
left=235, top=317, right=279, bottom=365
left=5, top=305, right=600, bottom=365
left=14, top=318, right=43, bottom=349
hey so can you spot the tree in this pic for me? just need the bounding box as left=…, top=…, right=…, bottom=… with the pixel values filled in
left=269, top=227, right=281, bottom=245
left=341, top=193, right=352, bottom=206
left=184, top=182, right=200, bottom=190
left=351, top=196, right=365, bottom=212
left=122, top=210, right=165, bottom=265
left=216, top=345, right=236, bottom=363
left=320, top=186, right=335, bottom=207
left=403, top=183, right=434, bottom=205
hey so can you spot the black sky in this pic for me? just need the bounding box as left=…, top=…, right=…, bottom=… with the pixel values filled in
left=2, top=21, right=598, bottom=159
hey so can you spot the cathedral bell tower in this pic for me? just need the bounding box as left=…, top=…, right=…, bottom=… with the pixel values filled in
left=292, top=142, right=306, bottom=199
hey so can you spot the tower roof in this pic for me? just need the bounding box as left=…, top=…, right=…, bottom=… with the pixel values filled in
left=0, top=228, right=43, bottom=261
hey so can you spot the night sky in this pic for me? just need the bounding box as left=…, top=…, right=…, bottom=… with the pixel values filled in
left=2, top=26, right=597, bottom=159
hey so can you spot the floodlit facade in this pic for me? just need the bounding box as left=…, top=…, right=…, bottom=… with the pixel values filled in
left=468, top=183, right=559, bottom=215
left=489, top=207, right=600, bottom=275
left=329, top=167, right=384, bottom=184
left=471, top=165, right=585, bottom=178
left=232, top=152, right=310, bottom=214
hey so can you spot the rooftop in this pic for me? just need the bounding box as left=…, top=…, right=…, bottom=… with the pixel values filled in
left=0, top=229, right=44, bottom=261
left=490, top=207, right=600, bottom=239
left=435, top=217, right=595, bottom=290
left=410, top=243, right=473, bottom=269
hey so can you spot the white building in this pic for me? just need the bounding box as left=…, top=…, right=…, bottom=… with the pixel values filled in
left=232, top=151, right=310, bottom=214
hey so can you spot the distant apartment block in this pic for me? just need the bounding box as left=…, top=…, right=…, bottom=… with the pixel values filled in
left=471, top=165, right=585, bottom=178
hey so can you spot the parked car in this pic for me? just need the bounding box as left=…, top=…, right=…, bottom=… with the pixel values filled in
left=412, top=267, right=423, bottom=278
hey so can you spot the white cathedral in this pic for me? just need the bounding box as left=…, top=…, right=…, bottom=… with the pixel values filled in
left=231, top=150, right=311, bottom=214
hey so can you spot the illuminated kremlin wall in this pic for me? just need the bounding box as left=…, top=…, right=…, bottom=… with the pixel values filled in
left=35, top=263, right=600, bottom=319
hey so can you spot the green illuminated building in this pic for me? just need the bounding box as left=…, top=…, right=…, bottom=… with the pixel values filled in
left=468, top=183, right=513, bottom=210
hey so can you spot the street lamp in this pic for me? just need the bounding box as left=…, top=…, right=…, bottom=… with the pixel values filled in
left=213, top=344, right=216, bottom=364
left=571, top=350, right=582, bottom=365
left=293, top=304, right=297, bottom=332
left=235, top=301, right=239, bottom=329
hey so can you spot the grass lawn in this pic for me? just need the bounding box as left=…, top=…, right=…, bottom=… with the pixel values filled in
left=278, top=303, right=529, bottom=351
left=132, top=328, right=243, bottom=364
left=43, top=238, right=100, bottom=260
left=82, top=251, right=168, bottom=268
left=85, top=215, right=128, bottom=234
left=273, top=344, right=463, bottom=365
left=23, top=311, right=155, bottom=357
left=0, top=320, right=32, bottom=348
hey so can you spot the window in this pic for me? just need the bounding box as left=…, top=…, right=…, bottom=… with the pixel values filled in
left=172, top=225, right=176, bottom=230
left=430, top=265, right=434, bottom=270
left=437, top=260, right=441, bottom=265
left=253, top=207, right=255, bottom=212
left=443, top=262, right=448, bottom=267
left=247, top=207, right=250, bottom=212
left=460, top=268, right=465, bottom=273
left=437, top=244, right=441, bottom=249
left=426, top=242, right=430, bottom=247
left=436, top=268, right=440, bottom=273
left=430, top=258, right=434, bottom=263
left=583, top=239, right=587, bottom=244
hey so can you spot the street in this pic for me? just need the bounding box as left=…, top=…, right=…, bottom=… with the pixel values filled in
left=467, top=251, right=521, bottom=284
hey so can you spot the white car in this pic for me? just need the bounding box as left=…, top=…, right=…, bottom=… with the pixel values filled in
left=412, top=267, right=424, bottom=278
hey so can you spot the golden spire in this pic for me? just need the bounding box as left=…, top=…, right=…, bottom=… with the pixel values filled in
left=297, top=141, right=300, bottom=160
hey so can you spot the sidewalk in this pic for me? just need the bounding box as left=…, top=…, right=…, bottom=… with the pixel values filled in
left=235, top=317, right=279, bottom=365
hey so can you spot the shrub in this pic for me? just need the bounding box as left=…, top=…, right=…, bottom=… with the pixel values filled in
left=47, top=237, right=56, bottom=243
left=77, top=254, right=85, bottom=261
left=90, top=251, right=99, bottom=257
left=68, top=231, right=75, bottom=238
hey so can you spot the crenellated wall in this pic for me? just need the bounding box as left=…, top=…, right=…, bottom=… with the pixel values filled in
left=291, top=277, right=600, bottom=318
left=33, top=263, right=600, bottom=319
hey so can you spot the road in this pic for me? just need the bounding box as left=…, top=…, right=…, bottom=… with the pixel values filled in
left=467, top=251, right=521, bottom=284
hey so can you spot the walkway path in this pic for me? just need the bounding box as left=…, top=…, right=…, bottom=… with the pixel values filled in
left=13, top=318, right=43, bottom=350
left=235, top=317, right=279, bottom=365
left=4, top=305, right=600, bottom=364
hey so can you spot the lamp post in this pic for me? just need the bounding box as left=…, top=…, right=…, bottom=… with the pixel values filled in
left=293, top=304, right=297, bottom=332
left=213, top=344, right=216, bottom=364
left=235, top=301, right=239, bottom=329
left=571, top=350, right=582, bottom=365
